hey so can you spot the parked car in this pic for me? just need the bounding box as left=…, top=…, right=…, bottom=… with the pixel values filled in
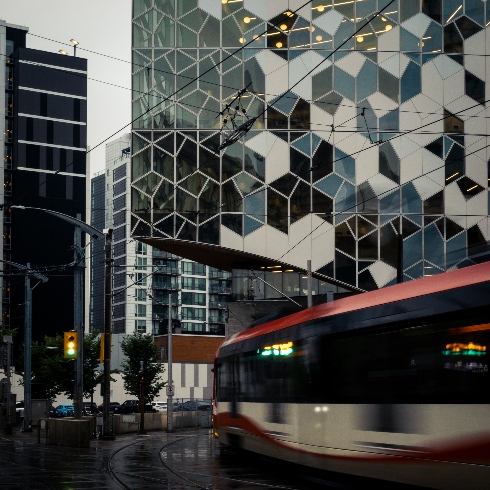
left=97, top=401, right=121, bottom=413
left=151, top=401, right=167, bottom=412
left=82, top=402, right=100, bottom=415
left=172, top=400, right=211, bottom=412
left=118, top=399, right=156, bottom=414
left=55, top=404, right=74, bottom=417
left=182, top=400, right=212, bottom=411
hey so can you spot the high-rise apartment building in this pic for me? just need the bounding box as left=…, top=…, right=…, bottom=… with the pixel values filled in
left=1, top=20, right=88, bottom=342
left=130, top=1, right=490, bottom=294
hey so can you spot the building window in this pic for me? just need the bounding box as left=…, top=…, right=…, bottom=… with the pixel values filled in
left=136, top=241, right=147, bottom=255
left=181, top=307, right=205, bottom=321
left=182, top=261, right=206, bottom=275
left=181, top=277, right=206, bottom=291
left=136, top=304, right=146, bottom=317
left=136, top=273, right=147, bottom=286
left=135, top=320, right=146, bottom=333
left=136, top=256, right=147, bottom=270
left=135, top=289, right=146, bottom=301
left=181, top=291, right=206, bottom=306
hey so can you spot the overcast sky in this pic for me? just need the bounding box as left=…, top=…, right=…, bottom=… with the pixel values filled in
left=2, top=0, right=132, bottom=176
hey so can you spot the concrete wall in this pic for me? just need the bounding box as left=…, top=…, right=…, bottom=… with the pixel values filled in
left=97, top=411, right=212, bottom=434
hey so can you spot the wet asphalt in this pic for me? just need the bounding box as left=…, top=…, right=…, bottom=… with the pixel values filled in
left=0, top=426, right=327, bottom=490
left=0, top=426, right=432, bottom=490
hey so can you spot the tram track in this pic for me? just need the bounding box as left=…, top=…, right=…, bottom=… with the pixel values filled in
left=106, top=430, right=337, bottom=490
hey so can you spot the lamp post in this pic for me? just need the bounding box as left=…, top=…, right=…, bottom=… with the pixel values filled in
left=70, top=39, right=79, bottom=57
left=10, top=206, right=110, bottom=426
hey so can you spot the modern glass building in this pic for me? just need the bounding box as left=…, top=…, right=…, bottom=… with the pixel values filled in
left=131, top=0, right=490, bottom=293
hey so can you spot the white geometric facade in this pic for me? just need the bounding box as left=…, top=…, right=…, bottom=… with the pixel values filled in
left=131, top=0, right=490, bottom=292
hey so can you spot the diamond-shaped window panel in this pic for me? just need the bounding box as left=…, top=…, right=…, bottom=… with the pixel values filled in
left=222, top=214, right=243, bottom=236
left=426, top=137, right=443, bottom=158
left=444, top=110, right=464, bottom=134
left=444, top=23, right=463, bottom=53
left=465, top=71, right=485, bottom=105
left=455, top=16, right=482, bottom=39
left=234, top=172, right=263, bottom=196
left=267, top=189, right=288, bottom=234
left=133, top=172, right=162, bottom=196
left=445, top=143, right=465, bottom=184
left=270, top=173, right=298, bottom=197
left=269, top=91, right=299, bottom=116
left=180, top=172, right=208, bottom=197
left=290, top=181, right=311, bottom=223
left=456, top=176, right=484, bottom=200
left=379, top=142, right=400, bottom=184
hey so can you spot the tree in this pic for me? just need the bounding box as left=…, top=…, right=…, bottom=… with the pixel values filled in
left=17, top=332, right=107, bottom=401
left=120, top=333, right=165, bottom=403
left=17, top=334, right=71, bottom=400
left=80, top=331, right=103, bottom=401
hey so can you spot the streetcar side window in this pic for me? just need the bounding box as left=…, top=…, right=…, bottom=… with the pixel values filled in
left=323, top=321, right=490, bottom=403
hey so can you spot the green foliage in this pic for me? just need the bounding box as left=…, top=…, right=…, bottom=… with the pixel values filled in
left=0, top=325, right=16, bottom=342
left=17, top=331, right=105, bottom=400
left=120, top=333, right=166, bottom=403
left=17, top=334, right=72, bottom=400
left=81, top=331, right=103, bottom=399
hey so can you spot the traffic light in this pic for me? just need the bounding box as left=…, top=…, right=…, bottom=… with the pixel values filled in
left=64, top=332, right=78, bottom=359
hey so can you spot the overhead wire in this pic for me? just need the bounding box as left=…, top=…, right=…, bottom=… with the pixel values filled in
left=9, top=3, right=489, bottom=285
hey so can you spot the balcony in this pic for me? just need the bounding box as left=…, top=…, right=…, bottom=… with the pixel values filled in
left=154, top=266, right=181, bottom=275
left=209, top=286, right=232, bottom=295
left=152, top=280, right=180, bottom=290
left=209, top=270, right=232, bottom=280
left=153, top=250, right=182, bottom=260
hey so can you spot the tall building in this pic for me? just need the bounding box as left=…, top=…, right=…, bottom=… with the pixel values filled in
left=90, top=135, right=232, bottom=391
left=1, top=20, right=88, bottom=341
left=130, top=0, right=490, bottom=294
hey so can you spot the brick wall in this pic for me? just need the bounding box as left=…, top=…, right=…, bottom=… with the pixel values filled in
left=154, top=335, right=224, bottom=363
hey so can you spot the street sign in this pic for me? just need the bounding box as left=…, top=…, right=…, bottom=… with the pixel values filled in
left=166, top=385, right=174, bottom=396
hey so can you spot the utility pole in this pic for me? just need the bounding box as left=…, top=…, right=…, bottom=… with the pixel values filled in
left=138, top=360, right=146, bottom=435
left=166, top=293, right=173, bottom=433
left=73, top=216, right=83, bottom=419
left=100, top=228, right=114, bottom=440
left=3, top=335, right=12, bottom=434
left=24, top=269, right=32, bottom=432
left=307, top=260, right=313, bottom=308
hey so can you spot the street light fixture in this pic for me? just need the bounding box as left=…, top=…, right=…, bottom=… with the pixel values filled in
left=70, top=39, right=79, bottom=57
left=10, top=206, right=114, bottom=437
left=59, top=49, right=68, bottom=56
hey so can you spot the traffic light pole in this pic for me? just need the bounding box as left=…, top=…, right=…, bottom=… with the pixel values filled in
left=100, top=229, right=115, bottom=440
left=74, top=217, right=83, bottom=419
left=139, top=360, right=146, bottom=435
left=166, top=293, right=173, bottom=433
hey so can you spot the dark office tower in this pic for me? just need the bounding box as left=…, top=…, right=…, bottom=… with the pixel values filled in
left=1, top=21, right=88, bottom=341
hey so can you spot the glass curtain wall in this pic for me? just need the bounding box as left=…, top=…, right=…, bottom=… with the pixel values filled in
left=131, top=0, right=490, bottom=292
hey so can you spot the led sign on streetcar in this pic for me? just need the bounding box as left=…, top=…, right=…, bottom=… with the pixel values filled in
left=259, top=341, right=293, bottom=356
left=442, top=342, right=486, bottom=356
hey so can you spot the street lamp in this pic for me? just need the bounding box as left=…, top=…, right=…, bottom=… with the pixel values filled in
left=10, top=206, right=113, bottom=436
left=59, top=50, right=68, bottom=56
left=70, top=39, right=79, bottom=57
